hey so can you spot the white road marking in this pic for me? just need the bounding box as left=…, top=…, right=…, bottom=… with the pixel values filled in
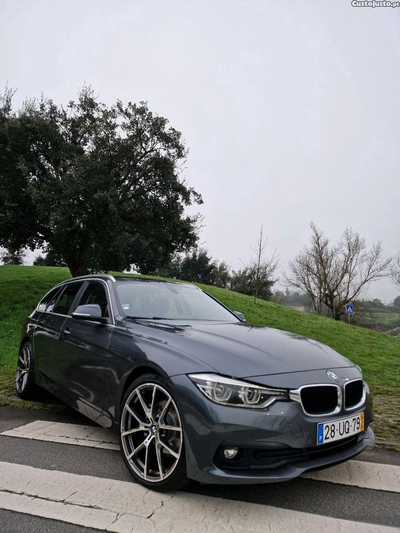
left=1, top=420, right=119, bottom=450
left=2, top=420, right=400, bottom=494
left=302, top=459, right=400, bottom=493
left=0, top=461, right=396, bottom=533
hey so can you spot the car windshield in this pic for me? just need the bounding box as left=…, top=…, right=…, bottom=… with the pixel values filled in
left=115, top=281, right=239, bottom=323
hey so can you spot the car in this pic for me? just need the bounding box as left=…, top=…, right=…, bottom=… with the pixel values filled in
left=17, top=274, right=374, bottom=491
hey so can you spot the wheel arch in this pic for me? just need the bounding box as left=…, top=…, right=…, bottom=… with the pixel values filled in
left=19, top=336, right=32, bottom=352
left=116, top=364, right=168, bottom=421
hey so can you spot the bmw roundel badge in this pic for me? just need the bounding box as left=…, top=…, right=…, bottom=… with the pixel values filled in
left=327, top=370, right=340, bottom=382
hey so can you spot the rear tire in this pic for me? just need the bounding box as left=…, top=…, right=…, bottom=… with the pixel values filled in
left=119, top=373, right=189, bottom=492
left=16, top=341, right=37, bottom=400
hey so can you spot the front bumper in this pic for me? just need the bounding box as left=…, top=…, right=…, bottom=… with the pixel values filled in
left=171, top=373, right=374, bottom=485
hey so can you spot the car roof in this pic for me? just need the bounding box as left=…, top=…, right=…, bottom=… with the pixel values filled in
left=115, top=277, right=178, bottom=283
left=57, top=275, right=196, bottom=289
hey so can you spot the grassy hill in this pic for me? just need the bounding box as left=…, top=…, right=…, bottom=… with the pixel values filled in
left=1, top=265, right=399, bottom=446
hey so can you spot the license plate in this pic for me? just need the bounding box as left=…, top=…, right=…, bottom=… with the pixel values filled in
left=317, top=412, right=364, bottom=445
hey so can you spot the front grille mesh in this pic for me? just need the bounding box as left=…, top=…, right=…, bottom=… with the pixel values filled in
left=300, top=386, right=338, bottom=415
left=345, top=380, right=363, bottom=409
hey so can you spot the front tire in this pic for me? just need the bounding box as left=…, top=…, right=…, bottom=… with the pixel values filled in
left=16, top=341, right=37, bottom=400
left=119, top=373, right=188, bottom=492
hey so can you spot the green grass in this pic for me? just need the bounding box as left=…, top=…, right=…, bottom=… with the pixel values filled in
left=1, top=265, right=399, bottom=398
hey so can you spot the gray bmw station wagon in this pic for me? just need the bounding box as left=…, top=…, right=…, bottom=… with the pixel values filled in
left=17, top=275, right=374, bottom=491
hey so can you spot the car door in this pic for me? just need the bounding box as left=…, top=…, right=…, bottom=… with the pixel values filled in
left=57, top=281, right=114, bottom=425
left=34, top=282, right=84, bottom=386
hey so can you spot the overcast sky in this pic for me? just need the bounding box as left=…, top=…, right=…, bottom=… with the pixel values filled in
left=1, top=0, right=399, bottom=301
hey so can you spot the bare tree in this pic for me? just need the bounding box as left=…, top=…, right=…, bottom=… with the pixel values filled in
left=239, top=225, right=281, bottom=304
left=284, top=223, right=392, bottom=320
left=390, top=253, right=400, bottom=289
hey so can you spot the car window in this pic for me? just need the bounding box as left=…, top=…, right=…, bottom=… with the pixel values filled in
left=37, top=287, right=62, bottom=313
left=77, top=282, right=109, bottom=318
left=116, top=282, right=238, bottom=322
left=52, top=283, right=83, bottom=316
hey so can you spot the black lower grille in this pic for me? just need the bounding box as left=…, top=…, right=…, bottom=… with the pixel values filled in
left=300, top=385, right=338, bottom=415
left=345, top=380, right=363, bottom=409
left=214, top=435, right=360, bottom=471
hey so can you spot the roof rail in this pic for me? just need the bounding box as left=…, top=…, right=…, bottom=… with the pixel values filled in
left=65, top=274, right=116, bottom=282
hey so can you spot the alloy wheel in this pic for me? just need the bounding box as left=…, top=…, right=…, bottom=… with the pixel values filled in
left=16, top=344, right=31, bottom=394
left=120, top=383, right=183, bottom=483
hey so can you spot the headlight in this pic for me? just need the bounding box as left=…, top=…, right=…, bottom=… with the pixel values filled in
left=188, top=373, right=288, bottom=409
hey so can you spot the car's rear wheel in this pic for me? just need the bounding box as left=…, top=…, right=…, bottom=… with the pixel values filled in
left=16, top=341, right=37, bottom=399
left=119, top=374, right=188, bottom=491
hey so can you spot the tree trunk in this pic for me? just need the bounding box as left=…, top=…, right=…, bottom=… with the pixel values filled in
left=65, top=259, right=87, bottom=278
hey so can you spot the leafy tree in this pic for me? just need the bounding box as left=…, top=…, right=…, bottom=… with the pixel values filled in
left=180, top=249, right=215, bottom=284
left=0, top=87, right=202, bottom=277
left=0, top=88, right=39, bottom=255
left=153, top=253, right=183, bottom=279
left=33, top=247, right=66, bottom=267
left=210, top=260, right=231, bottom=289
left=1, top=248, right=26, bottom=265
left=394, top=295, right=400, bottom=308
left=33, top=255, right=46, bottom=266
left=230, top=263, right=276, bottom=301
left=284, top=223, right=392, bottom=320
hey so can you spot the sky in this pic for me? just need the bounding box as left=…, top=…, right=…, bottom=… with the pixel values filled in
left=1, top=0, right=399, bottom=301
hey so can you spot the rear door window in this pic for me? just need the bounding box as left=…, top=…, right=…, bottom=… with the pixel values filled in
left=52, top=283, right=83, bottom=316
left=37, top=287, right=62, bottom=313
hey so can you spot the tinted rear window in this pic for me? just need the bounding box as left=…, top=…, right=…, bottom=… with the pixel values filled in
left=52, top=283, right=83, bottom=316
left=37, top=287, right=62, bottom=313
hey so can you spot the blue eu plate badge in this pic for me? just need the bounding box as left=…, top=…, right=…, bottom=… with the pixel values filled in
left=317, top=423, right=324, bottom=444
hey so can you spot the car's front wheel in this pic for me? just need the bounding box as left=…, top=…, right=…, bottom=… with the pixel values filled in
left=16, top=341, right=37, bottom=399
left=119, top=374, right=188, bottom=491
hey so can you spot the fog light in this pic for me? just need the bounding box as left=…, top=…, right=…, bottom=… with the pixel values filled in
left=223, top=447, right=238, bottom=459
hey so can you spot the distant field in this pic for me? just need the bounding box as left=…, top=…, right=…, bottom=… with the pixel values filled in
left=1, top=265, right=399, bottom=447
left=357, top=311, right=400, bottom=331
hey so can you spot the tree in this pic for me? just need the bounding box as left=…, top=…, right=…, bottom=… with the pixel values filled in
left=1, top=248, right=26, bottom=265
left=33, top=247, right=66, bottom=267
left=180, top=249, right=215, bottom=284
left=232, top=226, right=280, bottom=304
left=394, top=295, right=400, bottom=308
left=249, top=226, right=280, bottom=304
left=0, top=87, right=202, bottom=277
left=230, top=263, right=276, bottom=301
left=284, top=223, right=392, bottom=320
left=152, top=253, right=183, bottom=279
left=274, top=289, right=314, bottom=311
left=210, top=260, right=231, bottom=289
left=390, top=253, right=400, bottom=289
left=0, top=88, right=39, bottom=256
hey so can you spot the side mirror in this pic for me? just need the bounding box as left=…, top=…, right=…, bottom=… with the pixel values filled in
left=72, top=304, right=110, bottom=324
left=233, top=311, right=246, bottom=322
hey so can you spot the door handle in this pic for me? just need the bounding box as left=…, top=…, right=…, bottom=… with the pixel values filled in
left=64, top=328, right=71, bottom=336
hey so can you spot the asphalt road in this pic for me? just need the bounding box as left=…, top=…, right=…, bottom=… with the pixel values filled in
left=0, top=405, right=399, bottom=532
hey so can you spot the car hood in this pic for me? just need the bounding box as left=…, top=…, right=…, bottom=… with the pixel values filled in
left=126, top=321, right=354, bottom=378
